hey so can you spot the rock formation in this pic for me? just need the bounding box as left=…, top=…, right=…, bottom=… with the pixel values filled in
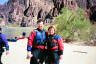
left=0, top=0, right=96, bottom=27
left=0, top=0, right=64, bottom=27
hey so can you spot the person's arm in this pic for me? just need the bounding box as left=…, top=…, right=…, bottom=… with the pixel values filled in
left=57, top=36, right=64, bottom=59
left=27, top=30, right=35, bottom=59
left=1, top=34, right=9, bottom=55
left=27, top=30, right=35, bottom=51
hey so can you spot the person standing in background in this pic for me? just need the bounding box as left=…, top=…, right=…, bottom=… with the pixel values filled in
left=0, top=27, right=9, bottom=64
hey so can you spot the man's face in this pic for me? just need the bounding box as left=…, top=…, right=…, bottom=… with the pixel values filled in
left=37, top=22, right=44, bottom=30
left=48, top=28, right=55, bottom=35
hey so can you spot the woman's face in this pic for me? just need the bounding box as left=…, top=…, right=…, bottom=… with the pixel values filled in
left=48, top=28, right=55, bottom=35
left=37, top=22, right=44, bottom=30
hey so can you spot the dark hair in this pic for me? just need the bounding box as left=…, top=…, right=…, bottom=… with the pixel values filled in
left=22, top=32, right=26, bottom=36
left=37, top=19, right=44, bottom=24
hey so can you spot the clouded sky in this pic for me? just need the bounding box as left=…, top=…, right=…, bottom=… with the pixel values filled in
left=0, top=0, right=8, bottom=5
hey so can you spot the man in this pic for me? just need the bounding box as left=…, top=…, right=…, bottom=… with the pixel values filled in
left=27, top=19, right=47, bottom=64
left=0, top=27, right=9, bottom=64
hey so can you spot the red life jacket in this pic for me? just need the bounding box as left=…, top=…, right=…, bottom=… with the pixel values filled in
left=47, top=34, right=59, bottom=49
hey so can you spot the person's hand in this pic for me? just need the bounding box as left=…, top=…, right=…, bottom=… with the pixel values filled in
left=27, top=51, right=32, bottom=59
left=6, top=50, right=9, bottom=55
left=59, top=55, right=63, bottom=59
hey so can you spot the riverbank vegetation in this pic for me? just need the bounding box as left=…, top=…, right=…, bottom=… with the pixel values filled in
left=52, top=7, right=96, bottom=45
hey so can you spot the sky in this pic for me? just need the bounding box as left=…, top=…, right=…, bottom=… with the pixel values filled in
left=0, top=0, right=9, bottom=5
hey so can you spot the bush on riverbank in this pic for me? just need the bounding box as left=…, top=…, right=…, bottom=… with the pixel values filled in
left=52, top=7, right=96, bottom=44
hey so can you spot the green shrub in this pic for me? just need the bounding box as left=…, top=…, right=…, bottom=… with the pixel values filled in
left=53, top=7, right=94, bottom=42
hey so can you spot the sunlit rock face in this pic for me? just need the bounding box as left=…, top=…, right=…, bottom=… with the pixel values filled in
left=0, top=0, right=65, bottom=26
left=0, top=0, right=96, bottom=27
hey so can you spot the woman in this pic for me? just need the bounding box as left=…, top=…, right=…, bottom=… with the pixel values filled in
left=46, top=26, right=64, bottom=64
